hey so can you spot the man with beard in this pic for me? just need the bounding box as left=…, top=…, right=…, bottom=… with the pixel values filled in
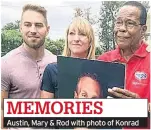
left=1, top=4, right=56, bottom=129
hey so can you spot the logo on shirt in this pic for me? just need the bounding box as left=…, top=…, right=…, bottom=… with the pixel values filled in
left=135, top=71, right=147, bottom=80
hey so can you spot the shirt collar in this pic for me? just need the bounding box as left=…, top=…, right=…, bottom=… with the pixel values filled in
left=133, top=41, right=149, bottom=58
left=111, top=40, right=149, bottom=61
left=19, top=44, right=42, bottom=62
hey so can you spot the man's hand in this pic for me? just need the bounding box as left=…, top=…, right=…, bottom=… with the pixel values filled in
left=108, top=87, right=140, bottom=98
left=148, top=103, right=150, bottom=112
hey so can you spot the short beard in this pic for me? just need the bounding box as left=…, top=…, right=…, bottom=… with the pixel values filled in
left=24, top=39, right=45, bottom=49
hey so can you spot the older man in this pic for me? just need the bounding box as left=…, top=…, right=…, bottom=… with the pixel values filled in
left=98, top=1, right=150, bottom=129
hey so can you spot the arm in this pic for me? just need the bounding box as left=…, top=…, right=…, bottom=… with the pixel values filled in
left=148, top=103, right=150, bottom=112
left=40, top=63, right=57, bottom=98
left=41, top=90, right=54, bottom=98
left=1, top=91, right=8, bottom=130
left=1, top=59, right=10, bottom=129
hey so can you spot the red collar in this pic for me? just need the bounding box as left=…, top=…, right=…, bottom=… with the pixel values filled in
left=111, top=41, right=149, bottom=62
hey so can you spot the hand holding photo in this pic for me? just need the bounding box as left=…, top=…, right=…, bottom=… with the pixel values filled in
left=108, top=87, right=140, bottom=98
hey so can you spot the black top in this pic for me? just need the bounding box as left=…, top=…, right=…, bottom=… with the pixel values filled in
left=40, top=63, right=58, bottom=97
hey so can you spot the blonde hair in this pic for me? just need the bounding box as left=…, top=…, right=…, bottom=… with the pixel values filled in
left=21, top=4, right=48, bottom=25
left=62, top=17, right=96, bottom=59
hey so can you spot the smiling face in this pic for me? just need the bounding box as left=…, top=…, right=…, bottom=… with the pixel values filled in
left=20, top=10, right=49, bottom=49
left=114, top=5, right=146, bottom=50
left=74, top=76, right=102, bottom=99
left=63, top=17, right=96, bottom=59
left=68, top=25, right=90, bottom=57
left=63, top=17, right=95, bottom=59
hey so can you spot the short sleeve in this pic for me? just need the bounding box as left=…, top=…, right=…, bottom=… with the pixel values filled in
left=40, top=63, right=58, bottom=93
left=1, top=58, right=11, bottom=91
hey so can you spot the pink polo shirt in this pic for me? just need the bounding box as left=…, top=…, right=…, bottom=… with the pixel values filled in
left=1, top=45, right=57, bottom=98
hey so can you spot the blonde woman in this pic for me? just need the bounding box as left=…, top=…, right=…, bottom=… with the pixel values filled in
left=40, top=17, right=95, bottom=98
